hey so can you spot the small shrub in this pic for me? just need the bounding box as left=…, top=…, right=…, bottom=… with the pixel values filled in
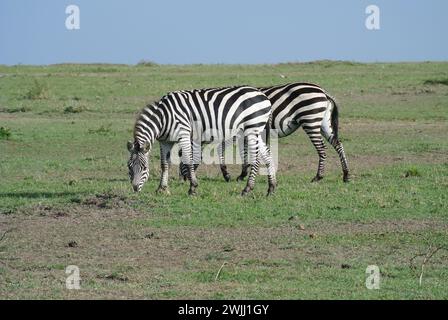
left=102, top=272, right=129, bottom=282
left=0, top=127, right=11, bottom=140
left=64, top=105, right=87, bottom=113
left=24, top=80, right=49, bottom=100
left=136, top=59, right=158, bottom=67
left=0, top=106, right=30, bottom=113
left=423, top=78, right=448, bottom=86
left=404, top=167, right=421, bottom=178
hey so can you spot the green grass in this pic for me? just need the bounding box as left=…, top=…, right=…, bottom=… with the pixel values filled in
left=0, top=62, right=447, bottom=299
left=0, top=126, right=12, bottom=140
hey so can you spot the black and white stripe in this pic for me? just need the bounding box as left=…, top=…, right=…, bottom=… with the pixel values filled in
left=180, top=82, right=350, bottom=183
left=127, top=86, right=276, bottom=196
left=240, top=82, right=349, bottom=182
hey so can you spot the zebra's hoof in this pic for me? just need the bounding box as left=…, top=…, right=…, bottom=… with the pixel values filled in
left=224, top=174, right=231, bottom=182
left=266, top=186, right=276, bottom=196
left=236, top=176, right=245, bottom=182
left=311, top=175, right=323, bottom=183
left=188, top=189, right=197, bottom=196
left=241, top=186, right=252, bottom=196
left=343, top=172, right=351, bottom=183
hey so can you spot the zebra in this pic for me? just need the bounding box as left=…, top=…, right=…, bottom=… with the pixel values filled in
left=179, top=82, right=350, bottom=183
left=127, top=85, right=277, bottom=196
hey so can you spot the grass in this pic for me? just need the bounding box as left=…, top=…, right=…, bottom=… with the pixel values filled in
left=0, top=62, right=447, bottom=299
left=64, top=105, right=87, bottom=114
left=23, top=79, right=49, bottom=100
left=424, top=78, right=448, bottom=86
left=88, top=124, right=114, bottom=135
left=0, top=127, right=12, bottom=140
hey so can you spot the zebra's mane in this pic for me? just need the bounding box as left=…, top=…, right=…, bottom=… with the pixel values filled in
left=133, top=101, right=159, bottom=138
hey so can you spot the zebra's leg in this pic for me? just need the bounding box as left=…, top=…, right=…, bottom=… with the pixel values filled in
left=218, top=141, right=231, bottom=182
left=179, top=161, right=187, bottom=181
left=324, top=135, right=350, bottom=182
left=179, top=162, right=199, bottom=181
left=333, top=139, right=350, bottom=182
left=320, top=118, right=350, bottom=182
left=241, top=134, right=260, bottom=196
left=179, top=141, right=201, bottom=181
left=258, top=136, right=277, bottom=196
left=156, top=142, right=172, bottom=194
left=191, top=138, right=202, bottom=176
left=179, top=135, right=198, bottom=195
left=237, top=136, right=250, bottom=182
left=304, top=127, right=327, bottom=182
left=178, top=149, right=187, bottom=181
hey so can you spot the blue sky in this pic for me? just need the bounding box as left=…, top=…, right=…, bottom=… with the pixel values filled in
left=0, top=0, right=447, bottom=65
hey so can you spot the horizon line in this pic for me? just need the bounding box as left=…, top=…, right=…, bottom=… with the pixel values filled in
left=1, top=59, right=448, bottom=68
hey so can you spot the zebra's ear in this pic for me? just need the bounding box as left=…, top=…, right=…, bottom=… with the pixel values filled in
left=142, top=141, right=151, bottom=153
left=127, top=141, right=135, bottom=152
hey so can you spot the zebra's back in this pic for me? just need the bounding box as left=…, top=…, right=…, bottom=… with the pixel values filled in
left=161, top=86, right=271, bottom=142
left=260, top=83, right=331, bottom=137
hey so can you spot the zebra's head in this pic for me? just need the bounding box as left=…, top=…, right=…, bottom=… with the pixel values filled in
left=127, top=140, right=151, bottom=192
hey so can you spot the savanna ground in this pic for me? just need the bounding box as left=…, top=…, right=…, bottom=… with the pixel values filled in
left=0, top=61, right=447, bottom=299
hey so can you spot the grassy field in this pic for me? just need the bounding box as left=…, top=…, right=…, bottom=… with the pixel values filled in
left=0, top=61, right=447, bottom=299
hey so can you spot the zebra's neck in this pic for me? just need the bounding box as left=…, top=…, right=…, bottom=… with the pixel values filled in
left=133, top=103, right=165, bottom=151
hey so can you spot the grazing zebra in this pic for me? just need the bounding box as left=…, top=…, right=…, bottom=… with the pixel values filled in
left=180, top=82, right=350, bottom=183
left=127, top=86, right=276, bottom=196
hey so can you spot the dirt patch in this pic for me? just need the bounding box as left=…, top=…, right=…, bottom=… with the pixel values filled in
left=81, top=192, right=133, bottom=209
left=2, top=205, right=446, bottom=253
left=1, top=204, right=446, bottom=298
left=304, top=219, right=447, bottom=236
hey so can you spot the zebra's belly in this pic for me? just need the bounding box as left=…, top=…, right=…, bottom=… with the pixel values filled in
left=162, top=128, right=243, bottom=144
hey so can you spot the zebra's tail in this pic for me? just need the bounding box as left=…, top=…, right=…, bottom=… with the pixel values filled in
left=325, top=94, right=339, bottom=143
